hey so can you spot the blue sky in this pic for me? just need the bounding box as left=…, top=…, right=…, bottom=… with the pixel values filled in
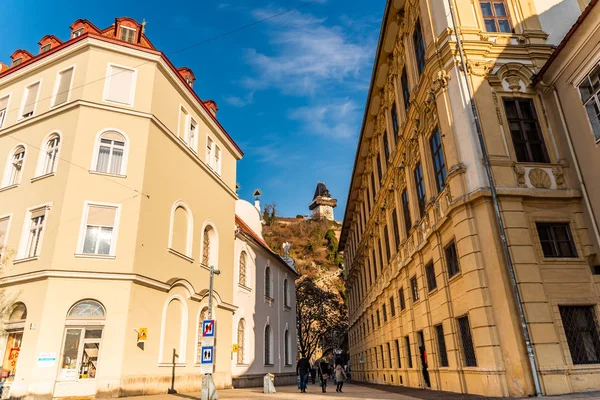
left=0, top=0, right=384, bottom=218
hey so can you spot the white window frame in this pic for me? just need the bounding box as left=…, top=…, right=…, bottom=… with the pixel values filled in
left=89, top=129, right=130, bottom=176
left=72, top=28, right=84, bottom=38
left=2, top=144, right=27, bottom=188
left=189, top=118, right=198, bottom=152
left=0, top=214, right=12, bottom=263
left=119, top=26, right=137, bottom=43
left=178, top=104, right=198, bottom=151
left=18, top=79, right=42, bottom=120
left=102, top=63, right=137, bottom=107
left=206, top=136, right=214, bottom=167
left=577, top=62, right=600, bottom=143
left=214, top=144, right=222, bottom=176
left=76, top=201, right=122, bottom=257
left=51, top=65, right=76, bottom=108
left=0, top=93, right=12, bottom=129
left=35, top=131, right=62, bottom=178
left=17, top=202, right=51, bottom=260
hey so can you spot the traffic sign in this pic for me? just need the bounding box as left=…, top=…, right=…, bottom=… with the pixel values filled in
left=201, top=346, right=214, bottom=364
left=137, top=328, right=148, bottom=341
left=232, top=344, right=239, bottom=353
left=202, top=320, right=215, bottom=337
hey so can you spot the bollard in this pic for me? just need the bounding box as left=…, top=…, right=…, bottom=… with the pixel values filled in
left=263, top=373, right=276, bottom=394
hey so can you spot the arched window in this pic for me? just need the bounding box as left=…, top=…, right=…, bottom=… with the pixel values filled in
left=93, top=131, right=127, bottom=175
left=159, top=295, right=187, bottom=364
left=1, top=303, right=27, bottom=383
left=237, top=319, right=246, bottom=365
left=60, top=300, right=106, bottom=381
left=38, top=134, right=60, bottom=176
left=264, top=325, right=272, bottom=365
left=284, top=329, right=291, bottom=366
left=8, top=302, right=27, bottom=322
left=201, top=225, right=218, bottom=268
left=3, top=145, right=25, bottom=187
left=283, top=279, right=289, bottom=307
left=239, top=251, right=247, bottom=286
left=169, top=202, right=193, bottom=257
left=265, top=267, right=272, bottom=298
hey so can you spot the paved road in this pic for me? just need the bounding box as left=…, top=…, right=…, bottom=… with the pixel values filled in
left=125, top=382, right=600, bottom=400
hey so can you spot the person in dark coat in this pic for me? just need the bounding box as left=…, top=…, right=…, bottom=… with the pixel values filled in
left=296, top=357, right=310, bottom=393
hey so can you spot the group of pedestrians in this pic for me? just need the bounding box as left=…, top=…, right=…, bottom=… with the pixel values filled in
left=297, top=356, right=348, bottom=394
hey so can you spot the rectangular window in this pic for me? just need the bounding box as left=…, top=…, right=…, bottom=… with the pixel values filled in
left=402, top=189, right=412, bottom=235
left=178, top=106, right=189, bottom=141
left=371, top=314, right=375, bottom=331
left=0, top=216, right=10, bottom=260
left=206, top=137, right=214, bottom=166
left=41, top=43, right=51, bottom=53
left=21, top=81, right=40, bottom=119
left=405, top=336, right=413, bottom=368
left=382, top=304, right=388, bottom=323
left=430, top=128, right=447, bottom=192
left=559, top=306, right=600, bottom=365
left=414, top=163, right=426, bottom=217
left=457, top=315, right=477, bottom=367
left=383, top=131, right=390, bottom=163
left=375, top=347, right=379, bottom=368
left=536, top=223, right=578, bottom=258
left=391, top=107, right=399, bottom=138
left=401, top=69, right=410, bottom=112
left=119, top=26, right=136, bottom=43
left=384, top=225, right=391, bottom=263
left=426, top=262, right=437, bottom=291
left=399, top=287, right=406, bottom=311
left=445, top=241, right=461, bottom=278
left=411, top=275, right=419, bottom=301
left=22, top=207, right=47, bottom=259
left=413, top=20, right=426, bottom=76
left=376, top=155, right=383, bottom=184
left=72, top=28, right=84, bottom=38
left=480, top=1, right=512, bottom=33
left=503, top=98, right=549, bottom=163
left=578, top=64, right=600, bottom=141
left=376, top=310, right=381, bottom=327
left=215, top=145, right=222, bottom=175
left=392, top=208, right=400, bottom=251
left=189, top=118, right=198, bottom=151
left=53, top=67, right=74, bottom=107
left=59, top=327, right=102, bottom=381
left=380, top=345, right=385, bottom=368
left=0, top=95, right=9, bottom=129
left=80, top=204, right=119, bottom=256
left=372, top=249, right=378, bottom=280
left=104, top=65, right=136, bottom=105
left=370, top=172, right=376, bottom=205
left=390, top=296, right=396, bottom=317
left=387, top=342, right=392, bottom=369
left=435, top=324, right=449, bottom=367
left=378, top=239, right=385, bottom=273
left=395, top=339, right=402, bottom=368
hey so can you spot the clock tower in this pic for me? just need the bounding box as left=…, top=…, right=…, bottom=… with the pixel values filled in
left=309, top=182, right=337, bottom=221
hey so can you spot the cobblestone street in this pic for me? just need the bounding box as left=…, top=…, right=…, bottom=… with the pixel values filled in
left=125, top=382, right=600, bottom=400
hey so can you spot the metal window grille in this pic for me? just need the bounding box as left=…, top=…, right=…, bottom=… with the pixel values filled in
left=435, top=324, right=449, bottom=367
left=384, top=226, right=391, bottom=263
left=402, top=189, right=412, bottom=235
left=395, top=339, right=402, bottom=368
left=445, top=241, right=460, bottom=277
left=559, top=306, right=600, bottom=364
left=536, top=223, right=578, bottom=258
left=503, top=98, right=549, bottom=163
left=413, top=20, right=426, bottom=75
left=479, top=0, right=512, bottom=33
left=457, top=315, right=477, bottom=366
left=426, top=262, right=437, bottom=291
left=430, top=128, right=447, bottom=192
left=382, top=304, right=388, bottom=322
left=392, top=208, right=400, bottom=250
left=390, top=296, right=396, bottom=317
left=401, top=69, right=410, bottom=111
left=411, top=276, right=419, bottom=301
left=414, top=163, right=426, bottom=217
left=399, top=288, right=406, bottom=310
left=405, top=336, right=413, bottom=368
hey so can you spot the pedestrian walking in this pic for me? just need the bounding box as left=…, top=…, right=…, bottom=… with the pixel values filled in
left=296, top=356, right=310, bottom=393
left=334, top=363, right=347, bottom=393
left=318, top=361, right=330, bottom=393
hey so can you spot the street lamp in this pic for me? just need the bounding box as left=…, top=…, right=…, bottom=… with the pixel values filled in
left=202, top=264, right=220, bottom=400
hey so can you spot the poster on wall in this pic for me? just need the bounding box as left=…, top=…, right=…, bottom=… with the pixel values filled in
left=37, top=352, right=57, bottom=368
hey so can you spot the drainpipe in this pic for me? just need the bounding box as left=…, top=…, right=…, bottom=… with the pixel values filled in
left=447, top=1, right=543, bottom=396
left=551, top=88, right=600, bottom=249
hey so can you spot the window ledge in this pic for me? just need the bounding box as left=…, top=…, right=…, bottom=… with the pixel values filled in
left=74, top=253, right=116, bottom=260
left=0, top=184, right=19, bottom=193
left=264, top=364, right=274, bottom=367
left=168, top=248, right=194, bottom=263
left=89, top=170, right=127, bottom=179
left=284, top=305, right=292, bottom=311
left=158, top=363, right=186, bottom=367
left=238, top=283, right=252, bottom=291
left=264, top=296, right=274, bottom=305
left=31, top=172, right=56, bottom=183
left=13, top=256, right=39, bottom=264
left=448, top=273, right=462, bottom=284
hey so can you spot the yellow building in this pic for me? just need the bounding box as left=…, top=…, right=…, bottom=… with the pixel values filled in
left=0, top=17, right=242, bottom=398
left=340, top=0, right=600, bottom=397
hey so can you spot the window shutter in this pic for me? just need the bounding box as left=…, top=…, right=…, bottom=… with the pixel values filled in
left=106, top=66, right=134, bottom=104
left=22, top=82, right=40, bottom=117
left=54, top=68, right=74, bottom=106
left=87, top=205, right=116, bottom=227
left=30, top=207, right=47, bottom=219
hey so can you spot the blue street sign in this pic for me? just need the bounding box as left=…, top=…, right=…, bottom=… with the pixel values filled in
left=202, top=320, right=215, bottom=337
left=201, top=346, right=214, bottom=364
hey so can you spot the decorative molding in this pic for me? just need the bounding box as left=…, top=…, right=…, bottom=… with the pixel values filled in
left=552, top=167, right=566, bottom=189
left=528, top=168, right=551, bottom=189
left=513, top=165, right=527, bottom=187
left=466, top=59, right=495, bottom=77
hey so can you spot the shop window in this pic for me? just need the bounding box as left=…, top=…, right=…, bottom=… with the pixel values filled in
left=559, top=306, right=600, bottom=365
left=537, top=222, right=578, bottom=258
left=503, top=98, right=549, bottom=163
left=479, top=1, right=512, bottom=33
left=1, top=303, right=27, bottom=383
left=59, top=300, right=105, bottom=381
left=578, top=63, right=600, bottom=141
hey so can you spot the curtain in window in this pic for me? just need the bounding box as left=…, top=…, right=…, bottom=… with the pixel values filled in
left=43, top=136, right=60, bottom=175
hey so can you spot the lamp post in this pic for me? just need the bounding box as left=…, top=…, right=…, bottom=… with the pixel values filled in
left=201, top=264, right=220, bottom=400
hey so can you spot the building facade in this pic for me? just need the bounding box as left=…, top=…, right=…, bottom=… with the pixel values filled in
left=340, top=0, right=600, bottom=397
left=0, top=17, right=242, bottom=398
left=231, top=199, right=299, bottom=387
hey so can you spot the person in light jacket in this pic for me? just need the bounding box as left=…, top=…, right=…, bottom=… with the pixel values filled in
left=334, top=362, right=347, bottom=393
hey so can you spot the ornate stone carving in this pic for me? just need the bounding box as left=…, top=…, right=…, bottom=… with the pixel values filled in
left=466, top=59, right=495, bottom=77
left=432, top=70, right=450, bottom=91
left=552, top=167, right=566, bottom=189
left=529, top=168, right=551, bottom=189
left=505, top=75, right=521, bottom=92
left=491, top=92, right=503, bottom=124
left=513, top=165, right=526, bottom=187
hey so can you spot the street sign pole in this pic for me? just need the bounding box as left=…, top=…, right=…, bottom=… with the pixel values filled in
left=201, top=264, right=220, bottom=400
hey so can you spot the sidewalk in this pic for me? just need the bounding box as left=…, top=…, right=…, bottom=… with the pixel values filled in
left=123, top=382, right=600, bottom=400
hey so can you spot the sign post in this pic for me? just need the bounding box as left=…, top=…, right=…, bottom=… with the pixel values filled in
left=201, top=264, right=220, bottom=400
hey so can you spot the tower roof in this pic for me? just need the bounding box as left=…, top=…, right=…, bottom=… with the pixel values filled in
left=313, top=182, right=331, bottom=200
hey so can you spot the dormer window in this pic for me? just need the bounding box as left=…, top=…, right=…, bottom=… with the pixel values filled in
left=185, top=75, right=193, bottom=86
left=119, top=26, right=136, bottom=43
left=41, top=44, right=51, bottom=53
left=72, top=28, right=84, bottom=38
left=13, top=58, right=22, bottom=67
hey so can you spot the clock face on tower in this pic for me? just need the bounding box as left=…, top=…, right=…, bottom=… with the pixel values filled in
left=324, top=207, right=333, bottom=219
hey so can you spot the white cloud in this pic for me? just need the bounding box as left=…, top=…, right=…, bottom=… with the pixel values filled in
left=289, top=98, right=362, bottom=140
left=224, top=91, right=255, bottom=107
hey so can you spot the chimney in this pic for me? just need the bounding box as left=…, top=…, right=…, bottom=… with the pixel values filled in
left=254, top=199, right=261, bottom=213
left=203, top=100, right=218, bottom=118
left=253, top=189, right=262, bottom=213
